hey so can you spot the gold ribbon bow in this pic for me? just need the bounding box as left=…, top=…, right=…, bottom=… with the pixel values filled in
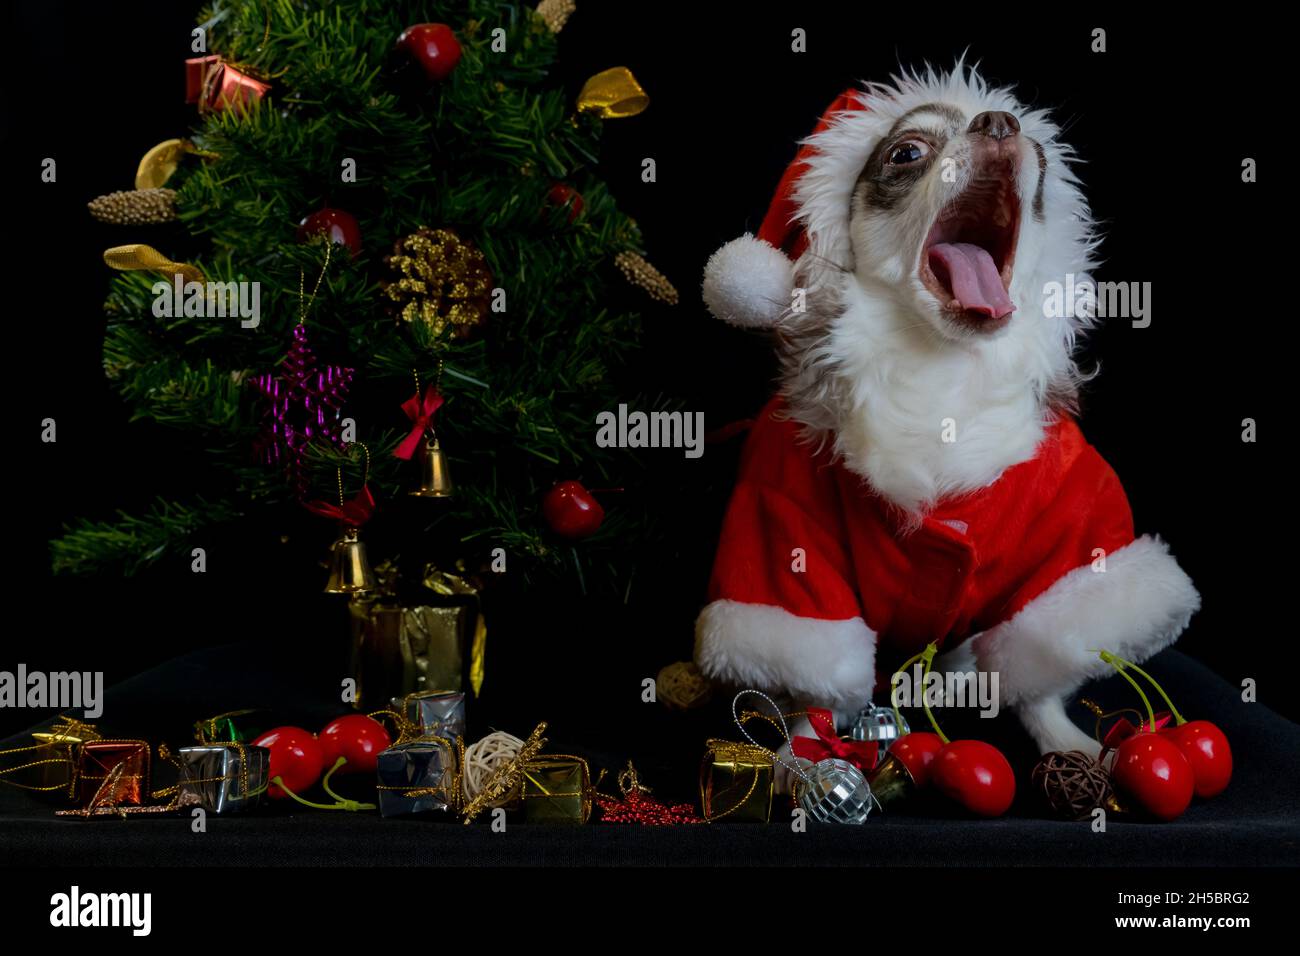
left=576, top=67, right=649, bottom=118
left=104, top=244, right=204, bottom=285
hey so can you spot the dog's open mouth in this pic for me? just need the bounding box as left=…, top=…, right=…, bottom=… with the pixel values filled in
left=919, top=175, right=1020, bottom=329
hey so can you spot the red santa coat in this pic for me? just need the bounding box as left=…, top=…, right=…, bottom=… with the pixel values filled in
left=696, top=397, right=1187, bottom=710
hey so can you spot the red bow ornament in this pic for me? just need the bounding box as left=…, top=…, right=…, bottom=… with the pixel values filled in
left=790, top=707, right=878, bottom=772
left=394, top=385, right=445, bottom=460
left=302, top=485, right=376, bottom=528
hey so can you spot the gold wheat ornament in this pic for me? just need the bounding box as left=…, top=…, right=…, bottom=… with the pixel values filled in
left=383, top=228, right=493, bottom=342
left=615, top=251, right=678, bottom=305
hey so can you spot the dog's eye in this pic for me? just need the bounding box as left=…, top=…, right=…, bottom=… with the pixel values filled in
left=887, top=141, right=930, bottom=165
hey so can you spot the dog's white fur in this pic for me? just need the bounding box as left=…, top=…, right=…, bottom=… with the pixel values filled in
left=781, top=62, right=1099, bottom=517
left=697, top=63, right=1200, bottom=773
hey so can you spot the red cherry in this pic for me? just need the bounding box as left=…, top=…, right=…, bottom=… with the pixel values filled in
left=889, top=732, right=944, bottom=787
left=317, top=715, right=392, bottom=775
left=395, top=23, right=462, bottom=82
left=251, top=726, right=325, bottom=800
left=1112, top=732, right=1194, bottom=821
left=542, top=480, right=605, bottom=538
left=931, top=739, right=1016, bottom=817
left=1161, top=721, right=1232, bottom=799
left=298, top=208, right=361, bottom=258
left=546, top=183, right=585, bottom=223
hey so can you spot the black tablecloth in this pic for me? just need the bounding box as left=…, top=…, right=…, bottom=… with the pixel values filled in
left=3, top=645, right=1297, bottom=866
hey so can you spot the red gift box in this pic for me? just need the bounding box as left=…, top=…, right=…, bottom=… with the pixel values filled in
left=184, top=56, right=269, bottom=113
left=73, top=740, right=150, bottom=806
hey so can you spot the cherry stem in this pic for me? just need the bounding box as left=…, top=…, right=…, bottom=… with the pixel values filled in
left=1099, top=651, right=1156, bottom=731
left=919, top=643, right=949, bottom=745
left=319, top=756, right=376, bottom=809
left=891, top=648, right=930, bottom=735
left=1106, top=654, right=1186, bottom=725
left=273, top=764, right=376, bottom=812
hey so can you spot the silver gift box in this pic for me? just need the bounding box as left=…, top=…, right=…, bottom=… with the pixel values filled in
left=176, top=744, right=270, bottom=814
left=376, top=739, right=457, bottom=817
left=393, top=690, right=466, bottom=742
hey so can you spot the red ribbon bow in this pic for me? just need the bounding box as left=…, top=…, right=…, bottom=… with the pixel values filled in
left=790, top=707, right=879, bottom=772
left=394, top=385, right=445, bottom=460
left=1100, top=710, right=1174, bottom=758
left=302, top=485, right=376, bottom=528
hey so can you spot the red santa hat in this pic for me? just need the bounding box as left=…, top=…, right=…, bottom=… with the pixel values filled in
left=701, top=90, right=867, bottom=329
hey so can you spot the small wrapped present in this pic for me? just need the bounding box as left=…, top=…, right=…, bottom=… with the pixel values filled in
left=73, top=740, right=150, bottom=807
left=192, top=709, right=262, bottom=745
left=394, top=690, right=466, bottom=743
left=23, top=717, right=100, bottom=801
left=349, top=560, right=486, bottom=708
left=176, top=744, right=270, bottom=814
left=1, top=717, right=98, bottom=800
left=184, top=55, right=269, bottom=113
left=700, top=739, right=774, bottom=823
left=520, top=755, right=592, bottom=824
left=355, top=605, right=467, bottom=699
left=375, top=737, right=458, bottom=817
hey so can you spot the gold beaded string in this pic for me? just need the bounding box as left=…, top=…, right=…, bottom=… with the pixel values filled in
left=298, top=241, right=333, bottom=326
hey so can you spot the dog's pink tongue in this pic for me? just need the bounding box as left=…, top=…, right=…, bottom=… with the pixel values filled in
left=928, top=242, right=1014, bottom=319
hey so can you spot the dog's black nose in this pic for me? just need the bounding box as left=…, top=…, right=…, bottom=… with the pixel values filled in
left=967, top=110, right=1021, bottom=140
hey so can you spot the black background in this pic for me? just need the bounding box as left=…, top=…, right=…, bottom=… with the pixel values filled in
left=3, top=0, right=1291, bottom=748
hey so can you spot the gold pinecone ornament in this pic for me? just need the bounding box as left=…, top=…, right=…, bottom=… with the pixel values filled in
left=615, top=251, right=678, bottom=305
left=536, top=0, right=576, bottom=33
left=383, top=228, right=493, bottom=343
left=87, top=188, right=179, bottom=225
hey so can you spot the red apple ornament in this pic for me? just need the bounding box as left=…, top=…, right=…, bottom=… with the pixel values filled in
left=396, top=23, right=462, bottom=82
left=251, top=726, right=325, bottom=799
left=889, top=732, right=944, bottom=787
left=298, top=208, right=361, bottom=258
left=317, top=715, right=392, bottom=775
left=546, top=183, right=585, bottom=223
left=542, top=480, right=605, bottom=538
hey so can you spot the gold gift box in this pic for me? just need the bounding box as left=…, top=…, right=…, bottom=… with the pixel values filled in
left=20, top=720, right=101, bottom=799
left=350, top=603, right=467, bottom=703
left=520, top=756, right=591, bottom=824
left=700, top=739, right=773, bottom=823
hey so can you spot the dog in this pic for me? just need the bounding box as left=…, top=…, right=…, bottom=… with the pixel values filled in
left=695, top=63, right=1199, bottom=787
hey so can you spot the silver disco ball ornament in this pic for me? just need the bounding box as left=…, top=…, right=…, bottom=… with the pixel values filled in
left=796, top=758, right=875, bottom=824
left=850, top=703, right=909, bottom=753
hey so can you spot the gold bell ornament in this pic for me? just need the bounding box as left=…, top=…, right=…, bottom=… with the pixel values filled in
left=306, top=447, right=378, bottom=595
left=325, top=527, right=377, bottom=595
left=398, top=367, right=454, bottom=498
left=410, top=436, right=454, bottom=498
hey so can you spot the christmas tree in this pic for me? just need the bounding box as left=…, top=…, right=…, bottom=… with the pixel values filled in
left=52, top=0, right=677, bottom=594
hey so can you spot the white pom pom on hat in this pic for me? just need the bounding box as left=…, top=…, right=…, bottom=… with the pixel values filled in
left=701, top=89, right=869, bottom=329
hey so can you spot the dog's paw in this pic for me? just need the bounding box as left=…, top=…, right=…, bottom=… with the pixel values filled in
left=772, top=714, right=816, bottom=794
left=1017, top=695, right=1100, bottom=756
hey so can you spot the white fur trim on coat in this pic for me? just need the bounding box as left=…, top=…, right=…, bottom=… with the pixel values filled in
left=694, top=599, right=876, bottom=710
left=701, top=234, right=794, bottom=329
left=972, top=535, right=1200, bottom=706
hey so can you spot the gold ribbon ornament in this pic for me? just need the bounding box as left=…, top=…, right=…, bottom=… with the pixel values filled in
left=103, top=244, right=204, bottom=285
left=577, top=67, right=648, bottom=118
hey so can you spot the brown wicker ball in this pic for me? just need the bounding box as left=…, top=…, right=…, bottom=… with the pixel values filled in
left=1031, top=750, right=1113, bottom=821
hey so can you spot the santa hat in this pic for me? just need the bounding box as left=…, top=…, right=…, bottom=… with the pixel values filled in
left=701, top=90, right=867, bottom=329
